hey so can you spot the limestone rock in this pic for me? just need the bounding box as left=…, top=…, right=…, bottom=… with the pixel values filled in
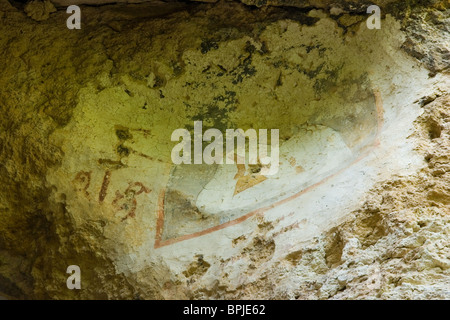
left=24, top=0, right=56, bottom=21
left=0, top=0, right=449, bottom=300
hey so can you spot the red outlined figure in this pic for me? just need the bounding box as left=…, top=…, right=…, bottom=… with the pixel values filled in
left=154, top=89, right=384, bottom=248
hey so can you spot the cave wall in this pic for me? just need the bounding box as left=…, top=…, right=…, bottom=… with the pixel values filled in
left=0, top=0, right=449, bottom=299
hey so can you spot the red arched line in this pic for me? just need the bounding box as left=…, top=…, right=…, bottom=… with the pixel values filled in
left=154, top=89, right=384, bottom=249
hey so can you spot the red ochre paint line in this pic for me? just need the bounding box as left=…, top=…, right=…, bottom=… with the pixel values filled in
left=154, top=90, right=384, bottom=249
left=98, top=170, right=111, bottom=202
left=155, top=189, right=165, bottom=244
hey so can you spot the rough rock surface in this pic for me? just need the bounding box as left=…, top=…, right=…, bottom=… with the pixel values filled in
left=44, top=0, right=444, bottom=13
left=24, top=0, right=56, bottom=21
left=209, top=94, right=450, bottom=300
left=0, top=0, right=449, bottom=299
